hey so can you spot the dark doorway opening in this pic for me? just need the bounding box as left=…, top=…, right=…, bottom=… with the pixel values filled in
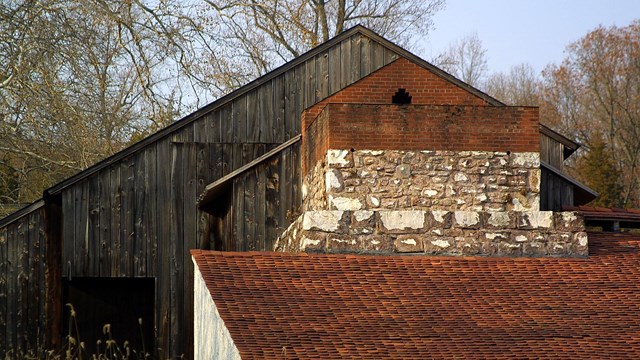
left=62, top=277, right=155, bottom=355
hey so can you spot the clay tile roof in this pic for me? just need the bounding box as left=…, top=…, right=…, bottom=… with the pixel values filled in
left=192, top=233, right=640, bottom=359
left=566, top=205, right=640, bottom=223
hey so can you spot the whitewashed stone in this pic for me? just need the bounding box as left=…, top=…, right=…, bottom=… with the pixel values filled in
left=354, top=210, right=374, bottom=222
left=329, top=196, right=363, bottom=211
left=520, top=211, right=554, bottom=229
left=511, top=152, right=540, bottom=168
left=486, top=212, right=511, bottom=228
left=327, top=149, right=352, bottom=167
left=379, top=210, right=426, bottom=230
left=325, top=169, right=343, bottom=190
left=302, top=211, right=344, bottom=232
left=431, top=239, right=451, bottom=248
left=432, top=210, right=449, bottom=223
left=454, top=211, right=480, bottom=228
left=454, top=172, right=468, bottom=182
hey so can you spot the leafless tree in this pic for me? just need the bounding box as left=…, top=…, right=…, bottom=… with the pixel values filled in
left=432, top=32, right=488, bottom=87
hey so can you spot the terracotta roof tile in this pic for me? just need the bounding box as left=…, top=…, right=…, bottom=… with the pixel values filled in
left=192, top=233, right=640, bottom=359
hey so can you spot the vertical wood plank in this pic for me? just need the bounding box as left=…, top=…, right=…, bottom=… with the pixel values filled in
left=284, top=68, right=297, bottom=139
left=220, top=103, right=234, bottom=144
left=88, top=175, right=100, bottom=276
left=360, top=35, right=372, bottom=77
left=121, top=157, right=135, bottom=276
left=383, top=46, right=399, bottom=64
left=0, top=225, right=7, bottom=350
left=340, top=38, right=352, bottom=87
left=36, top=209, right=46, bottom=350
left=259, top=80, right=274, bottom=143
left=193, top=112, right=207, bottom=143
left=16, top=218, right=27, bottom=353
left=134, top=151, right=147, bottom=277
left=155, top=139, right=171, bottom=355
left=145, top=144, right=158, bottom=277
left=328, top=42, right=341, bottom=95
left=109, top=164, right=121, bottom=277
left=6, top=225, right=16, bottom=352
left=350, top=35, right=362, bottom=83
left=371, top=39, right=385, bottom=71
left=206, top=111, right=222, bottom=144
left=74, top=181, right=89, bottom=275
left=305, top=57, right=316, bottom=108
left=317, top=52, right=329, bottom=100
left=232, top=97, right=247, bottom=144
left=26, top=212, right=40, bottom=349
left=265, top=157, right=280, bottom=251
left=182, top=143, right=197, bottom=358
left=246, top=89, right=260, bottom=143
left=254, top=145, right=267, bottom=250
left=196, top=144, right=209, bottom=249
left=293, top=64, right=304, bottom=135
left=98, top=169, right=111, bottom=276
left=169, top=142, right=184, bottom=357
left=233, top=144, right=246, bottom=250
left=272, top=75, right=286, bottom=143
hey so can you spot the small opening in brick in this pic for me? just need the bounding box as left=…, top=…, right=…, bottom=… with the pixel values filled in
left=350, top=148, right=355, bottom=153
left=392, top=88, right=412, bottom=104
left=506, top=150, right=511, bottom=155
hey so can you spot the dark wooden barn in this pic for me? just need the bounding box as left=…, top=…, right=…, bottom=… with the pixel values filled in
left=0, top=25, right=596, bottom=358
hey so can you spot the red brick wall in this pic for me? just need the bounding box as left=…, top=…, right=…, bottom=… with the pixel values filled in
left=302, top=57, right=491, bottom=130
left=302, top=104, right=540, bottom=175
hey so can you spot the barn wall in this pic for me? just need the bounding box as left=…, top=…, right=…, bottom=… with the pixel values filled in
left=57, top=32, right=399, bottom=358
left=540, top=133, right=565, bottom=170
left=0, top=206, right=47, bottom=356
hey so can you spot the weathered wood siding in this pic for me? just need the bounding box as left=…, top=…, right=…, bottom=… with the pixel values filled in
left=540, top=132, right=565, bottom=170
left=57, top=33, right=398, bottom=358
left=0, top=207, right=47, bottom=355
left=540, top=167, right=575, bottom=211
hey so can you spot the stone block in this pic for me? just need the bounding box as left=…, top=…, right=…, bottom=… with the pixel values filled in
left=523, top=241, right=548, bottom=257
left=573, top=231, right=589, bottom=256
left=482, top=212, right=516, bottom=230
left=554, top=212, right=585, bottom=232
left=325, top=169, right=344, bottom=192
left=518, top=211, right=554, bottom=229
left=328, top=195, right=364, bottom=211
left=378, top=210, right=426, bottom=233
left=510, top=152, right=540, bottom=168
left=299, top=231, right=327, bottom=253
left=396, top=164, right=411, bottom=178
left=302, top=211, right=350, bottom=233
left=511, top=230, right=531, bottom=244
left=456, top=232, right=483, bottom=255
left=427, top=210, right=452, bottom=229
left=327, top=149, right=353, bottom=168
left=326, top=234, right=361, bottom=253
left=453, top=211, right=481, bottom=229
left=359, top=235, right=394, bottom=253
left=350, top=210, right=376, bottom=235
left=423, top=235, right=455, bottom=255
left=498, top=241, right=522, bottom=256
left=394, top=235, right=424, bottom=253
left=546, top=233, right=572, bottom=256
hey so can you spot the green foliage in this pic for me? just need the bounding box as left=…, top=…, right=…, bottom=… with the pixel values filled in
left=572, top=134, right=624, bottom=208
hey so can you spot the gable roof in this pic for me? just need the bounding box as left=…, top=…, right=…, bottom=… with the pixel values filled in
left=43, top=25, right=503, bottom=197
left=192, top=232, right=640, bottom=358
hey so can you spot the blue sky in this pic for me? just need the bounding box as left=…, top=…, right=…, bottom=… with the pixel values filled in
left=422, top=0, right=640, bottom=75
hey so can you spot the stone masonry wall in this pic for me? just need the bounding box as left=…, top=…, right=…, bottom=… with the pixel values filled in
left=279, top=149, right=588, bottom=257
left=304, top=149, right=541, bottom=213
left=274, top=209, right=587, bottom=257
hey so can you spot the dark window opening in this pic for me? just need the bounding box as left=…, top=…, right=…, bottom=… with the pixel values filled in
left=62, top=277, right=155, bottom=355
left=392, top=88, right=412, bottom=104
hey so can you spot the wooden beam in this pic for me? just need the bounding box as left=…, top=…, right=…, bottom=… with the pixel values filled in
left=198, top=135, right=302, bottom=210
